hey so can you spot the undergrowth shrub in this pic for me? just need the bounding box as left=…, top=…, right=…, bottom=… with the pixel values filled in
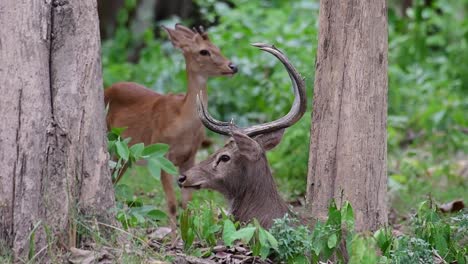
left=179, top=200, right=467, bottom=263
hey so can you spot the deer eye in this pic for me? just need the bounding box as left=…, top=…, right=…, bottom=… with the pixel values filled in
left=218, top=154, right=230, bottom=162
left=199, top=49, right=210, bottom=56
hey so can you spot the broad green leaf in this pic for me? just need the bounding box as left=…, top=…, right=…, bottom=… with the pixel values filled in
left=341, top=201, right=355, bottom=231
left=153, top=156, right=178, bottom=175
left=232, top=227, right=256, bottom=244
left=265, top=230, right=279, bottom=249
left=132, top=212, right=145, bottom=224
left=148, top=159, right=162, bottom=180
left=111, top=127, right=127, bottom=136
left=326, top=200, right=341, bottom=226
left=142, top=143, right=169, bottom=157
left=146, top=209, right=167, bottom=221
left=129, top=143, right=144, bottom=158
left=327, top=233, right=338, bottom=249
left=115, top=141, right=130, bottom=161
left=222, top=219, right=237, bottom=246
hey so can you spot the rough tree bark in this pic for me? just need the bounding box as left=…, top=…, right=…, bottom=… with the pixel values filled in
left=0, top=0, right=115, bottom=260
left=306, top=0, right=388, bottom=231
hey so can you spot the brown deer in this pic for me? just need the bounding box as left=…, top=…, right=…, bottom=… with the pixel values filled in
left=104, top=24, right=237, bottom=231
left=178, top=43, right=306, bottom=228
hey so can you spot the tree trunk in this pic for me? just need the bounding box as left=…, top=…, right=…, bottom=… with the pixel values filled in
left=306, top=0, right=388, bottom=231
left=0, top=0, right=115, bottom=261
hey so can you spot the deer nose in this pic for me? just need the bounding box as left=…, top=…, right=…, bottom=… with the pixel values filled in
left=178, top=174, right=187, bottom=186
left=228, top=63, right=238, bottom=73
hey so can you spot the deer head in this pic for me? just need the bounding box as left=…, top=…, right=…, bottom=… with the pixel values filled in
left=178, top=44, right=307, bottom=227
left=162, top=24, right=237, bottom=77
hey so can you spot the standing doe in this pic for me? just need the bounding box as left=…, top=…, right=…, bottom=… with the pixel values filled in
left=178, top=43, right=306, bottom=228
left=104, top=24, right=237, bottom=231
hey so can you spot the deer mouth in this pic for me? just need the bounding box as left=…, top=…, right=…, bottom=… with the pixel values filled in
left=221, top=71, right=236, bottom=76
left=182, top=184, right=202, bottom=190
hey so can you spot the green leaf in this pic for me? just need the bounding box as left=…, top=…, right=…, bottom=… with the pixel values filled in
left=153, top=156, right=178, bottom=175
left=132, top=211, right=145, bottom=224
left=147, top=159, right=162, bottom=180
left=142, top=143, right=169, bottom=157
left=265, top=230, right=279, bottom=250
left=115, top=141, right=130, bottom=161
left=28, top=221, right=42, bottom=260
left=111, top=127, right=127, bottom=136
left=180, top=209, right=194, bottom=250
left=129, top=143, right=144, bottom=158
left=326, top=200, right=341, bottom=227
left=327, top=233, right=338, bottom=249
left=146, top=209, right=167, bottom=221
left=232, top=227, right=256, bottom=244
left=222, top=219, right=237, bottom=246
left=341, top=201, right=355, bottom=231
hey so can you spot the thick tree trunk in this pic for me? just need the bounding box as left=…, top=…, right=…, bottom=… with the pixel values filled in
left=306, top=0, right=388, bottom=231
left=0, top=0, right=115, bottom=261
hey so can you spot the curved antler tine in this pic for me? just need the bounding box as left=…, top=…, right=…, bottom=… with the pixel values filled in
left=196, top=93, right=231, bottom=136
left=195, top=44, right=306, bottom=138
left=242, top=43, right=307, bottom=137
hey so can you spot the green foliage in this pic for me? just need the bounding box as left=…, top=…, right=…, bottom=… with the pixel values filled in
left=107, top=127, right=177, bottom=182
left=348, top=236, right=381, bottom=264
left=113, top=184, right=167, bottom=229
left=388, top=0, right=468, bottom=155
left=411, top=201, right=467, bottom=263
left=179, top=202, right=278, bottom=260
left=269, top=215, right=312, bottom=263
left=310, top=201, right=358, bottom=262
left=108, top=127, right=176, bottom=229
left=391, top=236, right=434, bottom=264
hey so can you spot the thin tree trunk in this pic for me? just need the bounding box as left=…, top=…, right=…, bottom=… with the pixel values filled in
left=306, top=0, right=388, bottom=231
left=0, top=0, right=115, bottom=261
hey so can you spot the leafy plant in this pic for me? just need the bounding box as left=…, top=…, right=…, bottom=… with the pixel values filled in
left=391, top=236, right=434, bottom=264
left=107, top=127, right=177, bottom=182
left=179, top=202, right=278, bottom=259
left=411, top=201, right=467, bottom=263
left=269, top=214, right=312, bottom=263
left=113, top=184, right=167, bottom=229
left=108, top=127, right=176, bottom=229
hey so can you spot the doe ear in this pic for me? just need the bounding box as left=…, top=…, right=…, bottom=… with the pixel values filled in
left=162, top=25, right=191, bottom=50
left=253, top=129, right=285, bottom=151
left=231, top=130, right=263, bottom=161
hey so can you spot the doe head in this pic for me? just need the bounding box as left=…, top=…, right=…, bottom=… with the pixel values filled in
left=162, top=24, right=238, bottom=77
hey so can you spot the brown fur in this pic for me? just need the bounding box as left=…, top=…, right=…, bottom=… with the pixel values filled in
left=104, top=24, right=237, bottom=232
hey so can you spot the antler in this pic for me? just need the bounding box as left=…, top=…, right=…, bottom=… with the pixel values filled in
left=196, top=43, right=307, bottom=137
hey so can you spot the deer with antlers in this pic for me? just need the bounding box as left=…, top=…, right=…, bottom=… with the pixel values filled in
left=104, top=24, right=238, bottom=231
left=178, top=43, right=307, bottom=228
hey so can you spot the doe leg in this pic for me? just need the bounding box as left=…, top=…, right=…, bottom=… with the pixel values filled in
left=161, top=171, right=178, bottom=240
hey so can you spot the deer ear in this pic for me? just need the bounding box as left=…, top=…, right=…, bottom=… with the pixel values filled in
left=253, top=129, right=285, bottom=151
left=231, top=130, right=263, bottom=161
left=162, top=26, right=190, bottom=50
